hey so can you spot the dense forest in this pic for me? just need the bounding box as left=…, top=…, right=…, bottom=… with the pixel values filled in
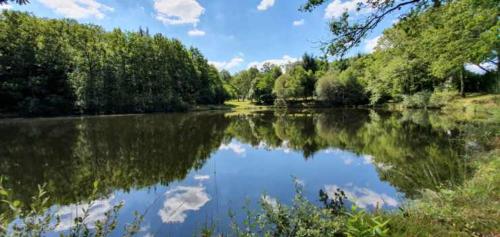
left=0, top=0, right=497, bottom=116
left=226, top=0, right=498, bottom=106
left=0, top=11, right=228, bottom=116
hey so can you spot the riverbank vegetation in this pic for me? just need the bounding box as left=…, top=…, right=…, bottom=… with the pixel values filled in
left=224, top=0, right=498, bottom=107
left=228, top=150, right=499, bottom=237
left=0, top=11, right=229, bottom=116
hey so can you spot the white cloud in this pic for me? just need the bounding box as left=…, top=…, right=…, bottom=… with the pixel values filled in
left=38, top=0, right=114, bottom=19
left=194, top=175, right=210, bottom=181
left=364, top=35, right=381, bottom=53
left=188, top=29, right=206, bottom=37
left=324, top=185, right=398, bottom=209
left=158, top=186, right=210, bottom=223
left=209, top=57, right=245, bottom=71
left=324, top=0, right=372, bottom=19
left=55, top=196, right=116, bottom=231
left=261, top=195, right=279, bottom=211
left=465, top=61, right=497, bottom=75
left=0, top=3, right=12, bottom=10
left=248, top=55, right=299, bottom=70
left=154, top=0, right=205, bottom=25
left=257, top=0, right=275, bottom=11
left=293, top=19, right=305, bottom=26
left=219, top=141, right=247, bottom=155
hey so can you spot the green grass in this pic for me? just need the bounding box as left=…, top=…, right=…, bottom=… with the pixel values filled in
left=442, top=94, right=500, bottom=123
left=387, top=150, right=500, bottom=236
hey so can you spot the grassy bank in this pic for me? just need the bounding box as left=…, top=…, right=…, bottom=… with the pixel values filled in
left=224, top=94, right=500, bottom=114
left=387, top=150, right=499, bottom=236
left=227, top=150, right=499, bottom=237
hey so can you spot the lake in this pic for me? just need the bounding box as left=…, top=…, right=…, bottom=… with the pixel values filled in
left=0, top=109, right=470, bottom=236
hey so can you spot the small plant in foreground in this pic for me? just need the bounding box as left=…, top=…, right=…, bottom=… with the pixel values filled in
left=0, top=179, right=144, bottom=237
left=230, top=181, right=390, bottom=237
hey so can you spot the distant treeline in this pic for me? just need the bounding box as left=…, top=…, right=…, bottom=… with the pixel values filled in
left=0, top=11, right=228, bottom=116
left=226, top=0, right=498, bottom=107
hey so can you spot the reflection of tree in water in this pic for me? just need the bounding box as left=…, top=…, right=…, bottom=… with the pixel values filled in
left=0, top=112, right=229, bottom=207
left=0, top=109, right=483, bottom=210
left=226, top=109, right=475, bottom=198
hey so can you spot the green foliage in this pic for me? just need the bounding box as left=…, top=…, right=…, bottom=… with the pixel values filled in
left=345, top=207, right=389, bottom=237
left=429, top=89, right=459, bottom=108
left=316, top=70, right=368, bottom=105
left=0, top=178, right=144, bottom=237
left=0, top=11, right=228, bottom=116
left=230, top=182, right=390, bottom=237
left=273, top=65, right=312, bottom=100
left=388, top=151, right=500, bottom=236
left=401, top=91, right=432, bottom=109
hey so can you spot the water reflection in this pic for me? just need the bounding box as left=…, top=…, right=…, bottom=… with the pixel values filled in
left=0, top=109, right=477, bottom=235
left=159, top=185, right=210, bottom=223
left=324, top=185, right=398, bottom=209
left=55, top=195, right=116, bottom=231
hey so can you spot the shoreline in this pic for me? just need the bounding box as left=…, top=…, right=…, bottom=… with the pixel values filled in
left=1, top=93, right=497, bottom=121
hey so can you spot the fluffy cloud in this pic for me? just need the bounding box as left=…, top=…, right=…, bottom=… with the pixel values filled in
left=247, top=55, right=299, bottom=70
left=158, top=186, right=210, bottom=223
left=261, top=195, right=279, bottom=211
left=209, top=57, right=244, bottom=71
left=293, top=19, right=305, bottom=26
left=0, top=3, right=12, bottom=10
left=55, top=196, right=116, bottom=231
left=364, top=35, right=381, bottom=53
left=219, top=141, right=247, bottom=155
left=38, top=0, right=114, bottom=19
left=257, top=0, right=275, bottom=11
left=324, top=0, right=372, bottom=19
left=188, top=29, right=206, bottom=37
left=194, top=175, right=210, bottom=181
left=154, top=0, right=205, bottom=25
left=324, top=185, right=398, bottom=208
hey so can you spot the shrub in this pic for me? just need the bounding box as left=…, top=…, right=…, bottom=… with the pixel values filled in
left=230, top=182, right=390, bottom=237
left=401, top=91, right=432, bottom=108
left=316, top=72, right=368, bottom=106
left=429, top=90, right=459, bottom=108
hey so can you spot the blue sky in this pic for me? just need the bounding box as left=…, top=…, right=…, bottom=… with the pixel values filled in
left=4, top=0, right=399, bottom=73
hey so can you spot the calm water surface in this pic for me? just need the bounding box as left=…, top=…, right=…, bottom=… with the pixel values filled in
left=0, top=109, right=468, bottom=236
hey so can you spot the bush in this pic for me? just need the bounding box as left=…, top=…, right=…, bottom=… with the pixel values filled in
left=230, top=182, right=390, bottom=237
left=401, top=91, right=432, bottom=108
left=429, top=90, right=459, bottom=108
left=316, top=72, right=368, bottom=105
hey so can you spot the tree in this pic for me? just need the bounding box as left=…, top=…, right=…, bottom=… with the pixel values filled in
left=417, top=0, right=498, bottom=97
left=0, top=11, right=228, bottom=115
left=274, top=65, right=307, bottom=100
left=301, top=0, right=444, bottom=56
left=251, top=65, right=282, bottom=104
left=0, top=0, right=29, bottom=5
left=231, top=67, right=259, bottom=100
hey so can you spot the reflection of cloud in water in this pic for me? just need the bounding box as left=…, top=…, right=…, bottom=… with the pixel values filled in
left=158, top=186, right=210, bottom=223
left=323, top=150, right=392, bottom=169
left=324, top=185, right=398, bottom=209
left=362, top=155, right=393, bottom=171
left=259, top=140, right=291, bottom=153
left=219, top=141, right=246, bottom=155
left=194, top=175, right=210, bottom=181
left=55, top=196, right=115, bottom=231
left=322, top=149, right=355, bottom=165
left=261, top=195, right=279, bottom=211
left=323, top=148, right=342, bottom=154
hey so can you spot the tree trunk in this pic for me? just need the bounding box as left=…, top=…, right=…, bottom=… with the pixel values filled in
left=460, top=69, right=465, bottom=98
